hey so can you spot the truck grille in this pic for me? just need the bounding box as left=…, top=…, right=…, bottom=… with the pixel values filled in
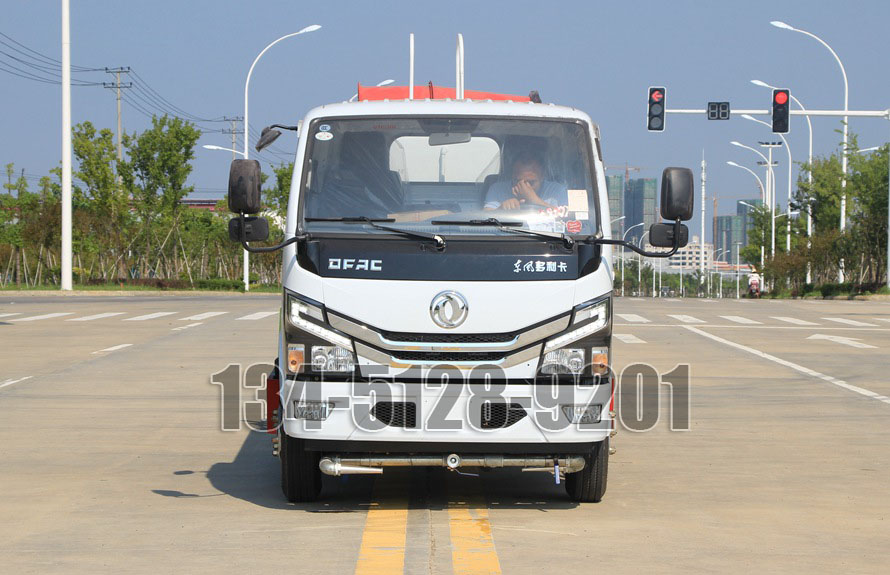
left=481, top=402, right=527, bottom=429
left=378, top=330, right=517, bottom=344
left=390, top=351, right=506, bottom=362
left=371, top=401, right=417, bottom=428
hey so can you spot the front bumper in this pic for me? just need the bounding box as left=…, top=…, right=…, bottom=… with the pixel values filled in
left=281, top=377, right=612, bottom=445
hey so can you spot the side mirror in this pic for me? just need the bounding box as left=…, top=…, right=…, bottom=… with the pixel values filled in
left=649, top=222, right=688, bottom=248
left=255, top=126, right=282, bottom=153
left=229, top=216, right=269, bottom=243
left=660, top=167, right=694, bottom=221
left=228, top=159, right=262, bottom=214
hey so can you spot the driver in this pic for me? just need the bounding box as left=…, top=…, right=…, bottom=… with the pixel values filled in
left=484, top=152, right=568, bottom=211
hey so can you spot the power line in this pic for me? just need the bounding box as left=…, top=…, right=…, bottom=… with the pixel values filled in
left=0, top=30, right=102, bottom=71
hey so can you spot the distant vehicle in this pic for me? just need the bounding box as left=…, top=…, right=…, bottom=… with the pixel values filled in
left=748, top=273, right=761, bottom=298
left=224, top=35, right=694, bottom=503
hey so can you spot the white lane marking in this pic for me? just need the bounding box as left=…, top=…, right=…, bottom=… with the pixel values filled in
left=124, top=312, right=177, bottom=322
left=720, top=315, right=762, bottom=325
left=179, top=311, right=227, bottom=321
left=0, top=376, right=33, bottom=389
left=667, top=314, right=705, bottom=324
left=772, top=316, right=820, bottom=326
left=236, top=311, right=279, bottom=321
left=172, top=322, right=203, bottom=331
left=92, top=344, right=133, bottom=354
left=616, top=313, right=650, bottom=323
left=871, top=318, right=890, bottom=323
left=823, top=317, right=878, bottom=327
left=614, top=334, right=646, bottom=344
left=807, top=334, right=877, bottom=349
left=68, top=312, right=126, bottom=322
left=0, top=313, right=22, bottom=319
left=684, top=325, right=890, bottom=405
left=10, top=312, right=74, bottom=322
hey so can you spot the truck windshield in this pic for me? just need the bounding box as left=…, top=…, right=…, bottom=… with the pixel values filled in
left=300, top=117, right=599, bottom=238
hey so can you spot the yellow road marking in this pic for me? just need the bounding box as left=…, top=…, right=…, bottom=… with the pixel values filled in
left=355, top=479, right=409, bottom=575
left=448, top=491, right=502, bottom=575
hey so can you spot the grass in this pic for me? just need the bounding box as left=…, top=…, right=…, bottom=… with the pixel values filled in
left=0, top=282, right=282, bottom=293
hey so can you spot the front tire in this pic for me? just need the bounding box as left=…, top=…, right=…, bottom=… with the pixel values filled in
left=565, top=439, right=608, bottom=502
left=280, top=422, right=322, bottom=503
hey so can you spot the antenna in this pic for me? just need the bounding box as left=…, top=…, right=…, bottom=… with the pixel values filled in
left=455, top=34, right=465, bottom=99
left=409, top=33, right=415, bottom=100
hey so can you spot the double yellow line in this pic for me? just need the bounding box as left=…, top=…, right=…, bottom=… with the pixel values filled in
left=355, top=475, right=502, bottom=575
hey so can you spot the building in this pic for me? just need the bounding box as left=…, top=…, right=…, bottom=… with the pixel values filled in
left=715, top=215, right=747, bottom=264
left=624, top=177, right=657, bottom=245
left=606, top=175, right=624, bottom=239
left=666, top=235, right=712, bottom=271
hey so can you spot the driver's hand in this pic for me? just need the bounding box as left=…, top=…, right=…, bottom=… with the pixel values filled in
left=513, top=180, right=542, bottom=205
left=501, top=197, right=523, bottom=210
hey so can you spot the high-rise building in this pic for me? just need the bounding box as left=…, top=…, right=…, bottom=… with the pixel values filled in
left=606, top=175, right=624, bottom=239
left=715, top=215, right=747, bottom=264
left=624, top=177, right=657, bottom=245
left=736, top=199, right=762, bottom=249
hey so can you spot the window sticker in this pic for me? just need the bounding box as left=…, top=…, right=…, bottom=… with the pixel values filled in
left=319, top=124, right=331, bottom=132
left=567, top=189, right=589, bottom=213
left=315, top=132, right=333, bottom=141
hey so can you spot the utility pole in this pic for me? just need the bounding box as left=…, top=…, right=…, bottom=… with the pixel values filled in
left=104, top=68, right=131, bottom=185
left=700, top=151, right=706, bottom=287
left=222, top=116, right=244, bottom=161
left=61, top=0, right=72, bottom=291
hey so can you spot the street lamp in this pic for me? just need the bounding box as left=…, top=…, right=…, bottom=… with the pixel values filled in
left=742, top=114, right=794, bottom=253
left=242, top=24, right=321, bottom=292
left=609, top=215, right=626, bottom=268
left=714, top=248, right=729, bottom=298
left=638, top=231, right=650, bottom=296
left=203, top=144, right=246, bottom=158
left=739, top=200, right=766, bottom=270
left=752, top=79, right=815, bottom=280
left=735, top=241, right=742, bottom=299
left=620, top=222, right=644, bottom=297
left=349, top=79, right=395, bottom=102
left=771, top=21, right=848, bottom=282
left=726, top=161, right=765, bottom=201
left=732, top=140, right=777, bottom=256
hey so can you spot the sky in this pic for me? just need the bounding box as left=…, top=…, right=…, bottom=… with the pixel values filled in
left=2, top=0, right=888, bottom=243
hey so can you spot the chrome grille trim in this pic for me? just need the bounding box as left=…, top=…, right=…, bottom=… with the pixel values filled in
left=329, top=311, right=569, bottom=353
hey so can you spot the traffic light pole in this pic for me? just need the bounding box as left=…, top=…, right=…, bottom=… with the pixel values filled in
left=665, top=109, right=889, bottom=118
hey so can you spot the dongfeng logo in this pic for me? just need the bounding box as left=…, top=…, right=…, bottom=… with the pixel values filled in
left=430, top=291, right=469, bottom=329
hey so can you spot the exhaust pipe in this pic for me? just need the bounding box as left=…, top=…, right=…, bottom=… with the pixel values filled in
left=319, top=457, right=383, bottom=476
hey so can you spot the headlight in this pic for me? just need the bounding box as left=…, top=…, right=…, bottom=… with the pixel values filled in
left=543, top=298, right=609, bottom=354
left=311, top=345, right=356, bottom=373
left=541, top=348, right=585, bottom=375
left=286, top=294, right=353, bottom=349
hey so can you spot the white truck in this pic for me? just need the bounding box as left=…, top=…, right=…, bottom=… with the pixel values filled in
left=226, top=44, right=693, bottom=503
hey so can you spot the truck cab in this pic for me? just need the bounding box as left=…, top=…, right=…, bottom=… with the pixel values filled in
left=227, top=87, right=693, bottom=503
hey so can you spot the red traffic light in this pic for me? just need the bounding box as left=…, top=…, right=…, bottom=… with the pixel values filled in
left=651, top=90, right=664, bottom=103
left=774, top=91, right=789, bottom=105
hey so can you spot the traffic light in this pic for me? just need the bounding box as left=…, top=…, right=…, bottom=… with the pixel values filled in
left=647, top=87, right=666, bottom=132
left=772, top=89, right=790, bottom=133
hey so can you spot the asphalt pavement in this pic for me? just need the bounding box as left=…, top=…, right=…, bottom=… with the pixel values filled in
left=1, top=293, right=889, bottom=574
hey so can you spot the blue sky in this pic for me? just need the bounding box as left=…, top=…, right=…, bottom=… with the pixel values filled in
left=2, top=0, right=888, bottom=242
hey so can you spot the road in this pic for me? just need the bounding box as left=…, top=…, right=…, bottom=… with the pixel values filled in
left=1, top=294, right=889, bottom=574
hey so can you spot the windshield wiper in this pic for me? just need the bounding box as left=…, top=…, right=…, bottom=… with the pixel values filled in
left=429, top=217, right=573, bottom=249
left=305, top=216, right=446, bottom=250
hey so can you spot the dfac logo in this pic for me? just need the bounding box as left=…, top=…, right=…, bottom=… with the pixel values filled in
left=328, top=258, right=382, bottom=271
left=429, top=291, right=469, bottom=329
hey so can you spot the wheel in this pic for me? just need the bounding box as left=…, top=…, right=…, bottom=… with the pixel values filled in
left=565, top=439, right=608, bottom=502
left=279, top=418, right=322, bottom=502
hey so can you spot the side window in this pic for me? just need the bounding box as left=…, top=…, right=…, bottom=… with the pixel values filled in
left=389, top=136, right=500, bottom=183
